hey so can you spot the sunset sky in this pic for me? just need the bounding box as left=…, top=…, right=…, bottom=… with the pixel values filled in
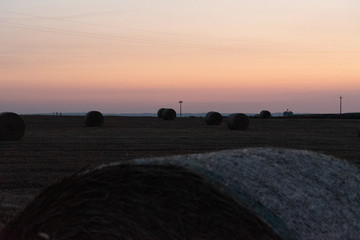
left=1, top=1, right=359, bottom=114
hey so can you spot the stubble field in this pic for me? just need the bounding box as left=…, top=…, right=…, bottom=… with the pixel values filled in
left=1, top=115, right=360, bottom=222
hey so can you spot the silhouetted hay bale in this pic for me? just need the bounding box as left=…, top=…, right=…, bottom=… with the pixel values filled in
left=226, top=113, right=249, bottom=130
left=0, top=112, right=25, bottom=141
left=85, top=111, right=104, bottom=127
left=205, top=111, right=223, bottom=125
left=260, top=110, right=272, bottom=119
left=157, top=108, right=166, bottom=118
left=161, top=108, right=176, bottom=120
left=358, top=129, right=360, bottom=137
left=1, top=163, right=282, bottom=240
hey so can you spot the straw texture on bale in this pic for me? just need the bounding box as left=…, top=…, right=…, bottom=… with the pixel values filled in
left=0, top=112, right=25, bottom=141
left=226, top=113, right=249, bottom=130
left=85, top=111, right=104, bottom=127
left=160, top=108, right=176, bottom=120
left=134, top=148, right=360, bottom=240
left=260, top=110, right=271, bottom=119
left=157, top=108, right=166, bottom=118
left=205, top=111, right=223, bottom=125
left=0, top=164, right=282, bottom=240
left=2, top=148, right=360, bottom=240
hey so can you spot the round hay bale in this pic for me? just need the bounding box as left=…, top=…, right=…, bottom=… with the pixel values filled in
left=260, top=110, right=272, bottom=119
left=1, top=162, right=282, bottom=240
left=134, top=148, right=360, bottom=239
left=161, top=108, right=176, bottom=120
left=157, top=108, right=166, bottom=118
left=205, top=111, right=223, bottom=125
left=226, top=113, right=249, bottom=130
left=85, top=111, right=104, bottom=127
left=3, top=148, right=360, bottom=240
left=0, top=112, right=25, bottom=141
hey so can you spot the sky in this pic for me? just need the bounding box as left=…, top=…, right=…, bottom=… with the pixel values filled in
left=1, top=0, right=360, bottom=114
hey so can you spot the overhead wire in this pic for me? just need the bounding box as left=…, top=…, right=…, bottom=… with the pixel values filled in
left=0, top=9, right=314, bottom=47
left=0, top=22, right=268, bottom=52
left=1, top=9, right=358, bottom=54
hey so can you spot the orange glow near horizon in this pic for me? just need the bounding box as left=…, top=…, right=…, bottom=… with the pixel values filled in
left=1, top=1, right=360, bottom=114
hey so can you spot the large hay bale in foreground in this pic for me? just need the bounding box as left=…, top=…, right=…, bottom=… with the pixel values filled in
left=85, top=111, right=104, bottom=127
left=0, top=112, right=25, bottom=141
left=136, top=148, right=360, bottom=239
left=205, top=111, right=223, bottom=125
left=2, top=148, right=360, bottom=240
left=160, top=108, right=176, bottom=120
left=260, top=110, right=272, bottom=119
left=1, top=159, right=281, bottom=240
left=226, top=113, right=249, bottom=130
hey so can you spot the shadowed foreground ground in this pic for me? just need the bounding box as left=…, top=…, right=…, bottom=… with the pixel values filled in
left=0, top=115, right=360, bottom=221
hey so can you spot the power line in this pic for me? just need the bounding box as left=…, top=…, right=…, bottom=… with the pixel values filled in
left=1, top=10, right=359, bottom=53
left=0, top=9, right=321, bottom=47
left=0, top=21, right=270, bottom=52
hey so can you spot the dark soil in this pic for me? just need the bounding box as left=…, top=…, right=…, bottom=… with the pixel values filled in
left=1, top=115, right=360, bottom=221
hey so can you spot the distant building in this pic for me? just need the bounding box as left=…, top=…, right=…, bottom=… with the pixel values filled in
left=283, top=109, right=294, bottom=117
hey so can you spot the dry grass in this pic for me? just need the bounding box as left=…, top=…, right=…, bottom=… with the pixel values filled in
left=0, top=115, right=360, bottom=220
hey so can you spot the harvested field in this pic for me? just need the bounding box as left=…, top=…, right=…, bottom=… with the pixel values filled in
left=1, top=115, right=360, bottom=221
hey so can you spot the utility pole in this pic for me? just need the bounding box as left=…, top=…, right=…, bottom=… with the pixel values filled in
left=178, top=101, right=183, bottom=117
left=339, top=96, right=343, bottom=114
